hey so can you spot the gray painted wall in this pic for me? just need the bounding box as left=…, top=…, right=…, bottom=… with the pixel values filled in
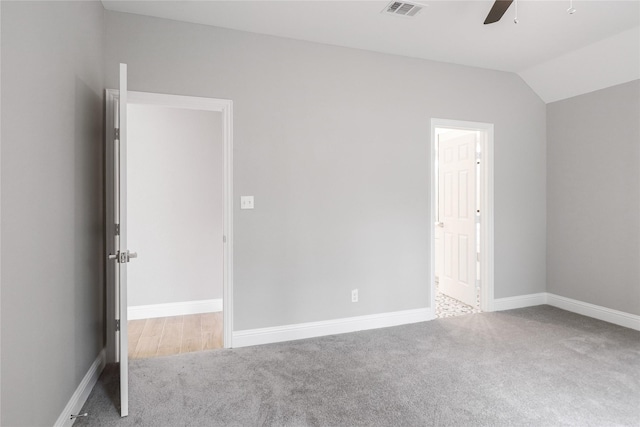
left=0, top=1, right=105, bottom=425
left=105, top=11, right=547, bottom=330
left=128, top=105, right=223, bottom=306
left=547, top=80, right=640, bottom=315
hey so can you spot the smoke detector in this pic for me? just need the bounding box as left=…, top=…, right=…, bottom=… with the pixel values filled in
left=381, top=1, right=426, bottom=18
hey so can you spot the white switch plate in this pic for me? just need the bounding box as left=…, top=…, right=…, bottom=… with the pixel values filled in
left=241, top=196, right=254, bottom=209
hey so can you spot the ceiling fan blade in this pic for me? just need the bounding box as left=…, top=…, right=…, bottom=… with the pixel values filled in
left=484, top=0, right=514, bottom=24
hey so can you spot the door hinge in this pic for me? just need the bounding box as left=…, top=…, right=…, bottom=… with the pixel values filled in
left=115, top=128, right=120, bottom=140
left=476, top=279, right=481, bottom=290
left=115, top=224, right=120, bottom=236
left=223, top=235, right=227, bottom=243
left=477, top=252, right=481, bottom=262
left=115, top=319, right=120, bottom=332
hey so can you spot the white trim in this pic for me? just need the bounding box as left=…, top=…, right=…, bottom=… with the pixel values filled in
left=128, top=299, right=222, bottom=320
left=127, top=90, right=229, bottom=111
left=232, top=293, right=639, bottom=349
left=478, top=125, right=495, bottom=312
left=493, top=293, right=548, bottom=311
left=430, top=119, right=495, bottom=313
left=222, top=99, right=234, bottom=350
left=546, top=293, right=640, bottom=331
left=105, top=90, right=234, bottom=360
left=492, top=292, right=640, bottom=331
left=54, top=349, right=106, bottom=427
left=233, top=308, right=433, bottom=348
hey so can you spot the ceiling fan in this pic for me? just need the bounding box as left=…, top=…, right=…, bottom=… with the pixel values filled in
left=484, top=0, right=514, bottom=24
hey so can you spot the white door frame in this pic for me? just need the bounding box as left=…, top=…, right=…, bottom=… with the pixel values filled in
left=430, top=118, right=494, bottom=313
left=105, top=90, right=234, bottom=361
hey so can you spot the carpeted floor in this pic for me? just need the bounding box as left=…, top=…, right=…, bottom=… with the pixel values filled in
left=77, top=306, right=640, bottom=426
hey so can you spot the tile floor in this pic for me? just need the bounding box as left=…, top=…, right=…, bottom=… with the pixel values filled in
left=435, top=285, right=481, bottom=318
left=128, top=312, right=223, bottom=359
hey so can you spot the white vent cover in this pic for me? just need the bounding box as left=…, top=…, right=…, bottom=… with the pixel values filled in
left=382, top=1, right=425, bottom=18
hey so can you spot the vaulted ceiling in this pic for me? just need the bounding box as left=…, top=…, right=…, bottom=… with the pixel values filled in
left=102, top=1, right=640, bottom=103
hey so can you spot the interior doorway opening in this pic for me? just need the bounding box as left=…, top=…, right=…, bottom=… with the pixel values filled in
left=431, top=119, right=494, bottom=318
left=126, top=103, right=225, bottom=359
left=105, top=89, right=234, bottom=367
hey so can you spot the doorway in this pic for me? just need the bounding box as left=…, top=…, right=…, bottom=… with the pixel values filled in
left=431, top=119, right=494, bottom=318
left=126, top=103, right=224, bottom=359
left=105, top=89, right=234, bottom=365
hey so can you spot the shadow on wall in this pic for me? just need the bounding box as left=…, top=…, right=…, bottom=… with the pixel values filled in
left=74, top=77, right=105, bottom=369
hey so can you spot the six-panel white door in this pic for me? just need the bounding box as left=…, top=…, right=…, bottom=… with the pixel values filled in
left=438, top=132, right=477, bottom=307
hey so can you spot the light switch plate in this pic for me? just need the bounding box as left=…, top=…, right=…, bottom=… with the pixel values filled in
left=241, top=196, right=254, bottom=209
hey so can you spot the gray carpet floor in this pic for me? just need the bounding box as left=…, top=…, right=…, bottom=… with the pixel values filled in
left=77, top=306, right=640, bottom=426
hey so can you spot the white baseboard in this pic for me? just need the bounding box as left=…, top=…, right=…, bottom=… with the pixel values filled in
left=54, top=349, right=106, bottom=427
left=128, top=298, right=222, bottom=320
left=492, top=292, right=640, bottom=331
left=233, top=307, right=434, bottom=348
left=546, top=293, right=640, bottom=331
left=493, top=293, right=548, bottom=311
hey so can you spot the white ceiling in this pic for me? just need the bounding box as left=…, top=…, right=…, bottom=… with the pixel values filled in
left=102, top=0, right=640, bottom=102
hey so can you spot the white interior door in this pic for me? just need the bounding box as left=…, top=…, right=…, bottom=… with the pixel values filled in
left=113, top=63, right=134, bottom=417
left=438, top=131, right=477, bottom=307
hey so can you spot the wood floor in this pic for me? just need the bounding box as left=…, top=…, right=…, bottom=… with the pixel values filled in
left=128, top=312, right=223, bottom=359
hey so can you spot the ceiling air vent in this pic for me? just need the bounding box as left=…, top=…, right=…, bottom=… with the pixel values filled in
left=382, top=1, right=425, bottom=18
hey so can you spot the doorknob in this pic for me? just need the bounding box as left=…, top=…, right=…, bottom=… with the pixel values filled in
left=435, top=222, right=444, bottom=228
left=108, top=251, right=138, bottom=263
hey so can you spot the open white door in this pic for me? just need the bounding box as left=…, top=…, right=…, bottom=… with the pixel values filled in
left=438, top=131, right=477, bottom=307
left=111, top=63, right=135, bottom=417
